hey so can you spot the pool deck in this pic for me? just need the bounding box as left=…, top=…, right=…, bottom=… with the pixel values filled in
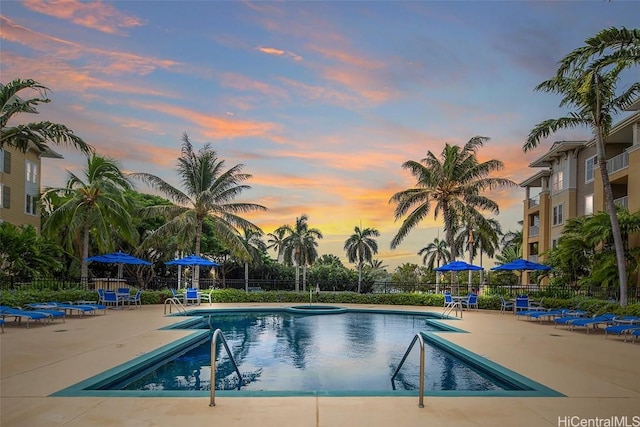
left=1, top=303, right=639, bottom=426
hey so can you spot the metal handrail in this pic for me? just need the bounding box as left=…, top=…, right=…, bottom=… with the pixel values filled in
left=391, top=333, right=425, bottom=408
left=210, top=328, right=243, bottom=407
left=163, top=297, right=186, bottom=314
left=442, top=301, right=463, bottom=318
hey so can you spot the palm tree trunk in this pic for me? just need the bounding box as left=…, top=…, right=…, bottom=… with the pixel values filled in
left=357, top=262, right=362, bottom=293
left=594, top=78, right=627, bottom=307
left=194, top=219, right=203, bottom=289
left=303, top=265, right=307, bottom=292
left=597, top=138, right=628, bottom=306
left=244, top=262, right=249, bottom=293
left=81, top=220, right=90, bottom=285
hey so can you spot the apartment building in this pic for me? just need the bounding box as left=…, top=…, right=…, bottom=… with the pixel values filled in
left=520, top=104, right=640, bottom=285
left=0, top=144, right=62, bottom=231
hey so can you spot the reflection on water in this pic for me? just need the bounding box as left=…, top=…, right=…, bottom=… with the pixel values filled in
left=122, top=312, right=512, bottom=392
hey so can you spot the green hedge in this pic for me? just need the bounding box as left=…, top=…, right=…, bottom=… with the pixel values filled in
left=1, top=289, right=639, bottom=316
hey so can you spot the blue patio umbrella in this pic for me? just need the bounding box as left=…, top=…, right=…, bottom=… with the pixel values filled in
left=491, top=258, right=551, bottom=272
left=491, top=258, right=551, bottom=285
left=85, top=251, right=152, bottom=279
left=166, top=255, right=219, bottom=289
left=165, top=254, right=219, bottom=267
left=435, top=260, right=483, bottom=293
left=434, top=260, right=483, bottom=272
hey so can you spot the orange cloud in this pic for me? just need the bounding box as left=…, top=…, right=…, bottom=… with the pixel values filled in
left=23, top=0, right=144, bottom=35
left=134, top=101, right=282, bottom=140
left=257, top=46, right=303, bottom=61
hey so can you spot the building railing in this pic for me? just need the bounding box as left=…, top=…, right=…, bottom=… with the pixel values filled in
left=614, top=196, right=628, bottom=209
left=528, top=254, right=539, bottom=263
left=529, top=225, right=539, bottom=237
left=607, top=151, right=629, bottom=174
left=528, top=195, right=540, bottom=208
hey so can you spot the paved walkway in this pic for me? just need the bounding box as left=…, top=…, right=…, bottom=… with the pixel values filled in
left=1, top=303, right=639, bottom=426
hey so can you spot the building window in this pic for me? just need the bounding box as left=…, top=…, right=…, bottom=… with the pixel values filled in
left=585, top=155, right=597, bottom=183
left=1, top=184, right=10, bottom=208
left=552, top=203, right=564, bottom=226
left=25, top=193, right=37, bottom=215
left=26, top=161, right=38, bottom=184
left=0, top=149, right=11, bottom=173
left=585, top=194, right=594, bottom=215
left=552, top=170, right=564, bottom=192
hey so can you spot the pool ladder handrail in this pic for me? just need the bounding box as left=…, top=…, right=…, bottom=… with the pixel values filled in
left=210, top=328, right=243, bottom=407
left=391, top=333, right=425, bottom=408
left=163, top=297, right=186, bottom=314
left=442, top=301, right=463, bottom=318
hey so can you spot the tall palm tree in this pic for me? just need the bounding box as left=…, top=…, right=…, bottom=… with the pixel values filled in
left=276, top=214, right=323, bottom=292
left=1, top=79, right=91, bottom=154
left=41, top=154, right=137, bottom=280
left=266, top=228, right=286, bottom=263
left=389, top=136, right=516, bottom=260
left=523, top=28, right=639, bottom=306
left=239, top=227, right=266, bottom=292
left=418, top=237, right=450, bottom=270
left=131, top=133, right=266, bottom=287
left=344, top=225, right=380, bottom=293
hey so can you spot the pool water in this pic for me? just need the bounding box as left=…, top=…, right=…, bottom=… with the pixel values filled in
left=119, top=311, right=515, bottom=392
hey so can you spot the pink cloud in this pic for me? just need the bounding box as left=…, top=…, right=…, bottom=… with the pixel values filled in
left=1, top=16, right=180, bottom=78
left=0, top=52, right=174, bottom=98
left=219, top=72, right=290, bottom=101
left=23, top=0, right=144, bottom=35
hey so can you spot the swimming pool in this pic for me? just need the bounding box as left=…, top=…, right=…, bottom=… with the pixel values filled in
left=52, top=307, right=562, bottom=398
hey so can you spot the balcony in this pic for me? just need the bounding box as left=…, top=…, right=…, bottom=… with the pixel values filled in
left=606, top=151, right=628, bottom=174
left=528, top=255, right=539, bottom=263
left=528, top=195, right=540, bottom=208
left=614, top=196, right=628, bottom=209
left=529, top=225, right=539, bottom=237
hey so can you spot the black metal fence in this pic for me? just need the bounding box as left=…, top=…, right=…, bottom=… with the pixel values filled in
left=0, top=276, right=637, bottom=304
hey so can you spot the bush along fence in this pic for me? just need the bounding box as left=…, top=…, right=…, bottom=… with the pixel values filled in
left=0, top=276, right=637, bottom=305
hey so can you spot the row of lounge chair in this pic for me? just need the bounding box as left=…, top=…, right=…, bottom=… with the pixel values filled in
left=0, top=301, right=108, bottom=330
left=515, top=306, right=640, bottom=342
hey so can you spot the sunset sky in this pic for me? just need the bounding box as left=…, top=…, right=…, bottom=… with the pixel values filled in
left=1, top=1, right=638, bottom=270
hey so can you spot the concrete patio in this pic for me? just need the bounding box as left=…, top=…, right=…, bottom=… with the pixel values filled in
left=1, top=303, right=639, bottom=426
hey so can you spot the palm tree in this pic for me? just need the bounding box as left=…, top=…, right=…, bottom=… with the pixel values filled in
left=418, top=236, right=450, bottom=293
left=501, top=230, right=523, bottom=253
left=369, top=259, right=387, bottom=270
left=523, top=29, right=639, bottom=306
left=131, top=133, right=266, bottom=287
left=1, top=79, right=91, bottom=154
left=389, top=136, right=516, bottom=261
left=266, top=228, right=286, bottom=263
left=239, top=227, right=266, bottom=292
left=276, top=214, right=323, bottom=292
left=344, top=225, right=380, bottom=293
left=41, top=154, right=137, bottom=281
left=418, top=237, right=450, bottom=270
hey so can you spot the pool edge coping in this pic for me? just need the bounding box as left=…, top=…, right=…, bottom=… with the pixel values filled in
left=50, top=307, right=564, bottom=398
